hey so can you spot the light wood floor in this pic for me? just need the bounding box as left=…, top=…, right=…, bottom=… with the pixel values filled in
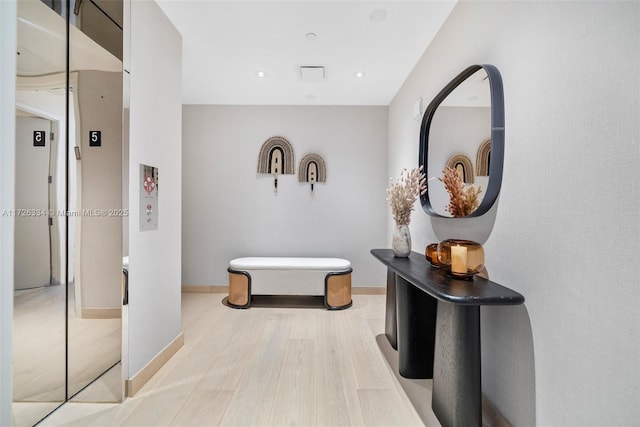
left=38, top=292, right=441, bottom=426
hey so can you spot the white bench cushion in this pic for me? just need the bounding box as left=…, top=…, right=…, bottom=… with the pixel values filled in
left=229, top=257, right=351, bottom=272
left=229, top=257, right=351, bottom=296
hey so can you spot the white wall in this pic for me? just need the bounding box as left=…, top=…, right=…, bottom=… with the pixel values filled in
left=127, top=0, right=182, bottom=378
left=75, top=70, right=122, bottom=310
left=0, top=3, right=16, bottom=424
left=182, top=105, right=388, bottom=286
left=389, top=1, right=640, bottom=425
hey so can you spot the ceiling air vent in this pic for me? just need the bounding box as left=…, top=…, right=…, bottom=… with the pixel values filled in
left=299, top=66, right=326, bottom=81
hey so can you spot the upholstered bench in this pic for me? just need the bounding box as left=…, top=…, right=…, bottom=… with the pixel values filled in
left=227, top=257, right=352, bottom=310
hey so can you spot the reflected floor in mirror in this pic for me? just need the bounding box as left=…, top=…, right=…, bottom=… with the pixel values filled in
left=13, top=286, right=66, bottom=403
left=38, top=293, right=438, bottom=427
left=67, top=282, right=121, bottom=400
left=12, top=364, right=121, bottom=427
left=70, top=363, right=122, bottom=404
left=13, top=284, right=121, bottom=427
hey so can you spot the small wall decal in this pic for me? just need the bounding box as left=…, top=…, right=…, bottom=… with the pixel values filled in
left=89, top=130, right=102, bottom=147
left=257, top=136, right=295, bottom=195
left=298, top=153, right=326, bottom=197
left=33, top=130, right=46, bottom=147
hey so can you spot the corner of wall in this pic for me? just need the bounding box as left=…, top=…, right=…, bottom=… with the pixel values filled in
left=125, top=332, right=184, bottom=397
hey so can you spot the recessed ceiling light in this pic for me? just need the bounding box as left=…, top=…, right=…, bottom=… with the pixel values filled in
left=369, top=9, right=387, bottom=23
left=305, top=32, right=317, bottom=41
left=255, top=70, right=267, bottom=78
left=354, top=71, right=366, bottom=79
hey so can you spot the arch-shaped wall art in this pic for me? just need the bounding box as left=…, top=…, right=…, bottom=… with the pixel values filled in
left=476, top=138, right=491, bottom=177
left=257, top=136, right=295, bottom=193
left=257, top=136, right=295, bottom=175
left=298, top=153, right=326, bottom=196
left=446, top=154, right=474, bottom=184
left=298, top=153, right=326, bottom=183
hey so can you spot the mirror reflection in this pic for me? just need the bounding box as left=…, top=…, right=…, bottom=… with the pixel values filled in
left=14, top=1, right=67, bottom=423
left=13, top=0, right=124, bottom=424
left=69, top=1, right=123, bottom=399
left=419, top=65, right=504, bottom=218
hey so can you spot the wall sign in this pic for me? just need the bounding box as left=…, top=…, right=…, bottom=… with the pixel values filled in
left=33, top=131, right=46, bottom=147
left=140, top=164, right=158, bottom=231
left=89, top=130, right=102, bottom=147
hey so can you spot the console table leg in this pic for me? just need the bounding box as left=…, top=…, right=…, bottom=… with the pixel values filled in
left=396, top=275, right=437, bottom=379
left=432, top=303, right=481, bottom=427
left=385, top=269, right=397, bottom=349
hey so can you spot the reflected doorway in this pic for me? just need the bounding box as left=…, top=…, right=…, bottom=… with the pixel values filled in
left=14, top=113, right=60, bottom=290
left=13, top=108, right=66, bottom=426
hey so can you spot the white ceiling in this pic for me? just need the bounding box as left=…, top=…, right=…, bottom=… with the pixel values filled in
left=156, top=1, right=457, bottom=106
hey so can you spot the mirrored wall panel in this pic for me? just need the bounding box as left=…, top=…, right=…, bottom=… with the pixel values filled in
left=14, top=2, right=68, bottom=424
left=13, top=0, right=125, bottom=424
left=68, top=0, right=123, bottom=401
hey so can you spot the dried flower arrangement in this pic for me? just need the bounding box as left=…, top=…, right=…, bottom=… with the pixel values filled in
left=386, top=166, right=428, bottom=225
left=440, top=167, right=482, bottom=217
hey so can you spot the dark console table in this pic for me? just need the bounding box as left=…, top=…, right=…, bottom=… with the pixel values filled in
left=371, top=249, right=524, bottom=427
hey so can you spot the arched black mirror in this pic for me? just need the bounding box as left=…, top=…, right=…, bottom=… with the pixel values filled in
left=419, top=64, right=504, bottom=218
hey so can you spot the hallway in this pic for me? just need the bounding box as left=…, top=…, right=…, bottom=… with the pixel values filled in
left=38, top=293, right=435, bottom=426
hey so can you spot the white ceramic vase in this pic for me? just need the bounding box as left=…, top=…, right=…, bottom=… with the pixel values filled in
left=391, top=224, right=411, bottom=257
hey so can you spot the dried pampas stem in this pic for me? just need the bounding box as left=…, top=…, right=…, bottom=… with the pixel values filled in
left=387, top=166, right=428, bottom=225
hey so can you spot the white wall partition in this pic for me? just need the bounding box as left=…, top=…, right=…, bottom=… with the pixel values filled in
left=388, top=1, right=640, bottom=424
left=127, top=0, right=182, bottom=379
left=181, top=105, right=389, bottom=287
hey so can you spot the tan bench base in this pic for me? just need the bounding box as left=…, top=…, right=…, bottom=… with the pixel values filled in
left=227, top=268, right=352, bottom=310
left=227, top=269, right=251, bottom=308
left=325, top=270, right=352, bottom=310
